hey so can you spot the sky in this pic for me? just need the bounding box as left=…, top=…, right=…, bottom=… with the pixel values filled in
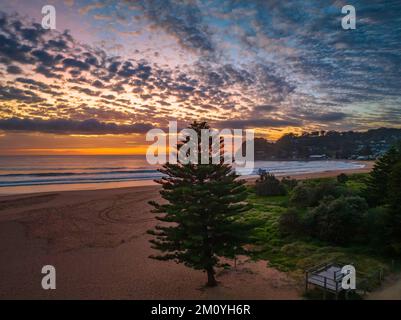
left=0, top=0, right=400, bottom=155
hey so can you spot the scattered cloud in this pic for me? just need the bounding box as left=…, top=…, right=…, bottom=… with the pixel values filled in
left=0, top=0, right=400, bottom=142
left=0, top=118, right=153, bottom=134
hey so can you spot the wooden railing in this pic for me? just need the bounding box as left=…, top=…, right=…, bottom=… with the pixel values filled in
left=305, top=259, right=386, bottom=297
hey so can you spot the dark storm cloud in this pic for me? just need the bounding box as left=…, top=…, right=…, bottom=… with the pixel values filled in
left=0, top=33, right=33, bottom=64
left=219, top=118, right=302, bottom=129
left=16, top=77, right=48, bottom=87
left=83, top=52, right=100, bottom=66
left=62, top=58, right=91, bottom=71
left=0, top=12, right=47, bottom=64
left=6, top=65, right=23, bottom=74
left=71, top=86, right=100, bottom=97
left=20, top=24, right=46, bottom=43
left=254, top=105, right=277, bottom=112
left=0, top=118, right=153, bottom=134
left=15, top=77, right=62, bottom=96
left=92, top=80, right=105, bottom=88
left=34, top=65, right=61, bottom=78
left=193, top=61, right=294, bottom=106
left=0, top=85, right=45, bottom=103
left=251, top=0, right=401, bottom=105
left=117, top=61, right=137, bottom=77
left=125, top=0, right=214, bottom=52
left=108, top=60, right=121, bottom=73
left=302, top=111, right=348, bottom=122
left=32, top=49, right=62, bottom=66
left=46, top=39, right=69, bottom=50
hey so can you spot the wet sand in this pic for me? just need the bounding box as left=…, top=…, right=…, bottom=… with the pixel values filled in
left=0, top=186, right=299, bottom=299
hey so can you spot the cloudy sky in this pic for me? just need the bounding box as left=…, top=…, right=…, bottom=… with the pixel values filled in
left=0, top=0, right=400, bottom=155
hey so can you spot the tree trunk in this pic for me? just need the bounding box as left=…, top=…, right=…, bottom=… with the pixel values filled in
left=206, top=267, right=217, bottom=287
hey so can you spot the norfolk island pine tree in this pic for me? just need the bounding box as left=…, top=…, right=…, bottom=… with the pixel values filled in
left=147, top=121, right=253, bottom=287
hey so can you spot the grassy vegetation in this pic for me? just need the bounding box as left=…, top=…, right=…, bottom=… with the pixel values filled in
left=243, top=173, right=392, bottom=287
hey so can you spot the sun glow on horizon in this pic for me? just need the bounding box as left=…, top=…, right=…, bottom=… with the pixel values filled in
left=2, top=147, right=150, bottom=156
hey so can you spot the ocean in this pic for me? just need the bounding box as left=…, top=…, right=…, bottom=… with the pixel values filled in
left=0, top=155, right=365, bottom=195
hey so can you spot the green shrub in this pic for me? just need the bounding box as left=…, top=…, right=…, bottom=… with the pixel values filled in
left=281, top=176, right=298, bottom=192
left=364, top=143, right=401, bottom=207
left=388, top=161, right=401, bottom=213
left=289, top=180, right=350, bottom=208
left=312, top=181, right=350, bottom=206
left=289, top=184, right=314, bottom=208
left=255, top=170, right=287, bottom=196
left=278, top=208, right=303, bottom=236
left=306, top=196, right=368, bottom=245
left=337, top=173, right=349, bottom=183
left=363, top=206, right=392, bottom=251
left=387, top=161, right=401, bottom=253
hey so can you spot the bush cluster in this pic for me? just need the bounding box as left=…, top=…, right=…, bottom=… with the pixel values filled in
left=279, top=143, right=401, bottom=251
left=280, top=181, right=369, bottom=245
left=255, top=170, right=298, bottom=197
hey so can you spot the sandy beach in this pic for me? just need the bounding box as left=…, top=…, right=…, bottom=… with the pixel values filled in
left=0, top=166, right=372, bottom=300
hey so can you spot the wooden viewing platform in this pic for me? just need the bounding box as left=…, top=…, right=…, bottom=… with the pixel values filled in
left=305, top=261, right=387, bottom=299
left=305, top=262, right=348, bottom=299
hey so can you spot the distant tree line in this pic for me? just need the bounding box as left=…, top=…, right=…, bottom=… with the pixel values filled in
left=252, top=128, right=401, bottom=160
